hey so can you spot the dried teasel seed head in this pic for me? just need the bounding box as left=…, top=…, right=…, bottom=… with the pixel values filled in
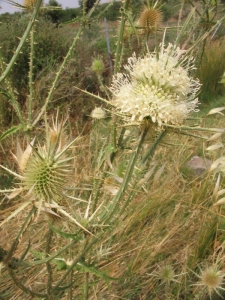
left=23, top=0, right=43, bottom=12
left=138, top=6, right=163, bottom=34
left=199, top=266, right=224, bottom=297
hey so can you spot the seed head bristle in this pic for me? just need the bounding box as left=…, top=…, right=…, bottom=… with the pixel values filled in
left=138, top=6, right=162, bottom=34
left=23, top=0, right=43, bottom=12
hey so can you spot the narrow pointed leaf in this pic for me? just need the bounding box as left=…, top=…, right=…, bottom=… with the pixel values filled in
left=213, top=197, right=225, bottom=206
left=138, top=165, right=157, bottom=185
left=20, top=138, right=35, bottom=171
left=0, top=125, right=22, bottom=141
left=76, top=261, right=120, bottom=282
left=56, top=205, right=93, bottom=235
left=20, top=240, right=31, bottom=261
left=213, top=174, right=220, bottom=197
left=207, top=133, right=222, bottom=141
left=0, top=164, right=23, bottom=179
left=7, top=187, right=23, bottom=199
left=217, top=189, right=225, bottom=197
left=48, top=221, right=82, bottom=240
left=207, top=107, right=225, bottom=115
left=0, top=201, right=31, bottom=227
left=209, top=157, right=224, bottom=172
left=153, top=164, right=165, bottom=186
left=206, top=143, right=224, bottom=151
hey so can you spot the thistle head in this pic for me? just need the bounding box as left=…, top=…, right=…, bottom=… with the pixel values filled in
left=23, top=0, right=43, bottom=12
left=91, top=57, right=105, bottom=76
left=110, top=42, right=200, bottom=126
left=23, top=119, right=72, bottom=203
left=198, top=266, right=225, bottom=298
left=138, top=5, right=163, bottom=34
left=155, top=265, right=176, bottom=285
left=91, top=107, right=106, bottom=120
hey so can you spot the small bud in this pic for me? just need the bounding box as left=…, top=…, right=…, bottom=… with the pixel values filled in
left=91, top=57, right=105, bottom=76
left=91, top=107, right=106, bottom=119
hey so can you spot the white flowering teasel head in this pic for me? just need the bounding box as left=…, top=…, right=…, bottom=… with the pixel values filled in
left=110, top=43, right=201, bottom=126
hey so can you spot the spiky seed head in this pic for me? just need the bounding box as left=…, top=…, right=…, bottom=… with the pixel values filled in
left=200, top=266, right=224, bottom=297
left=138, top=6, right=162, bottom=34
left=158, top=265, right=175, bottom=284
left=23, top=0, right=43, bottom=12
left=23, top=151, right=69, bottom=202
left=91, top=58, right=105, bottom=76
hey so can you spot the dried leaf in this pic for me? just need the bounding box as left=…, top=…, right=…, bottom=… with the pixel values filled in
left=7, top=187, right=23, bottom=199
left=206, top=143, right=224, bottom=151
left=207, top=133, right=222, bottom=142
left=217, top=189, right=225, bottom=197
left=213, top=174, right=220, bottom=197
left=209, top=157, right=224, bottom=172
left=19, top=138, right=35, bottom=171
left=213, top=197, right=225, bottom=206
left=138, top=165, right=157, bottom=185
left=207, top=107, right=225, bottom=115
left=103, top=185, right=119, bottom=195
left=0, top=201, right=31, bottom=227
left=153, top=164, right=165, bottom=186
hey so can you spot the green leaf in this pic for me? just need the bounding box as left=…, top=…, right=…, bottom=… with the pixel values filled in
left=20, top=240, right=31, bottom=261
left=62, top=17, right=80, bottom=25
left=0, top=88, right=12, bottom=99
left=30, top=250, right=45, bottom=260
left=52, top=258, right=67, bottom=270
left=0, top=125, right=22, bottom=141
left=48, top=221, right=82, bottom=241
left=0, top=88, right=24, bottom=124
left=75, top=261, right=121, bottom=285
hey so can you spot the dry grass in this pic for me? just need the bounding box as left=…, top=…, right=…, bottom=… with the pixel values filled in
left=1, top=112, right=225, bottom=299
left=197, top=38, right=225, bottom=102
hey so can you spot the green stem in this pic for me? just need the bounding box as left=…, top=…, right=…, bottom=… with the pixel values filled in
left=53, top=232, right=104, bottom=290
left=141, top=130, right=167, bottom=165
left=32, top=25, right=84, bottom=127
left=12, top=239, right=77, bottom=267
left=46, top=224, right=54, bottom=299
left=100, top=127, right=149, bottom=224
left=0, top=55, right=25, bottom=125
left=97, top=74, right=110, bottom=99
left=8, top=268, right=47, bottom=298
left=4, top=206, right=36, bottom=266
left=91, top=127, right=126, bottom=213
left=0, top=0, right=42, bottom=83
left=162, top=124, right=224, bottom=133
left=114, top=0, right=131, bottom=74
left=83, top=272, right=89, bottom=300
left=28, top=28, right=35, bottom=126
left=68, top=248, right=73, bottom=300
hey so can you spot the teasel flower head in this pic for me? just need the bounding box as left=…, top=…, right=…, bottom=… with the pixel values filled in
left=138, top=5, right=163, bottom=34
left=151, top=264, right=180, bottom=285
left=194, top=265, right=225, bottom=299
left=23, top=0, right=43, bottom=12
left=91, top=107, right=106, bottom=119
left=0, top=116, right=92, bottom=234
left=110, top=40, right=201, bottom=127
left=23, top=131, right=70, bottom=203
left=91, top=57, right=105, bottom=76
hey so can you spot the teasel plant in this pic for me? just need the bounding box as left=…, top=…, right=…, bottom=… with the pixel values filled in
left=0, top=0, right=113, bottom=140
left=1, top=0, right=225, bottom=299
